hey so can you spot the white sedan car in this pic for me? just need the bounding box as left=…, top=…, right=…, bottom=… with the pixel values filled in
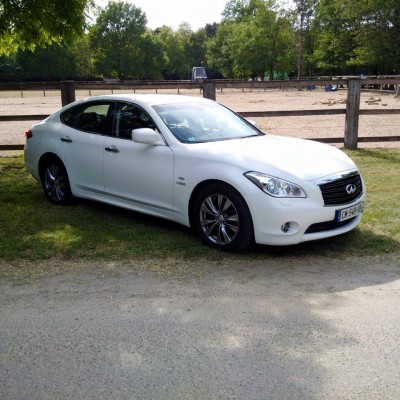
left=24, top=94, right=365, bottom=252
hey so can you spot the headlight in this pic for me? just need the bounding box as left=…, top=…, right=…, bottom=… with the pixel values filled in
left=245, top=172, right=306, bottom=198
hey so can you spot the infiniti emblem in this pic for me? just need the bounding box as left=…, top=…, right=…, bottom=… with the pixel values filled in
left=346, top=184, right=357, bottom=195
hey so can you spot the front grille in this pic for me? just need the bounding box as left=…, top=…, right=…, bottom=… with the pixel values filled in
left=305, top=217, right=356, bottom=234
left=319, top=173, right=363, bottom=206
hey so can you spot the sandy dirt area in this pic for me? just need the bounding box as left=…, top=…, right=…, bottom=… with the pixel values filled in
left=1, top=87, right=399, bottom=148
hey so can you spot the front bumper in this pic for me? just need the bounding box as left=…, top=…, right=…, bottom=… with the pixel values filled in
left=245, top=190, right=365, bottom=246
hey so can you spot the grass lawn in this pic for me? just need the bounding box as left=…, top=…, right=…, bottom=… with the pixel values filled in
left=0, top=149, right=399, bottom=273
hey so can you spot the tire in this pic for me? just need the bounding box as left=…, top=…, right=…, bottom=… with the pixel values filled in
left=40, top=157, right=73, bottom=205
left=193, top=183, right=254, bottom=252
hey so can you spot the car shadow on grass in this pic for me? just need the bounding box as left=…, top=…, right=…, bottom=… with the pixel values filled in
left=63, top=197, right=399, bottom=262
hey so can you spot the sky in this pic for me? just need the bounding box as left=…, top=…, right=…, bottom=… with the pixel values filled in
left=95, top=0, right=228, bottom=31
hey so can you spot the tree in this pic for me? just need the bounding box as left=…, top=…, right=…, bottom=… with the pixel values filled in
left=16, top=45, right=77, bottom=80
left=312, top=0, right=356, bottom=75
left=208, top=0, right=295, bottom=79
left=293, top=0, right=317, bottom=79
left=153, top=23, right=207, bottom=80
left=72, top=35, right=95, bottom=80
left=154, top=25, right=186, bottom=79
left=176, top=23, right=208, bottom=79
left=176, top=23, right=196, bottom=79
left=341, top=0, right=400, bottom=74
left=206, top=23, right=236, bottom=77
left=204, top=23, right=219, bottom=39
left=139, top=30, right=164, bottom=79
left=0, top=0, right=94, bottom=56
left=222, top=0, right=259, bottom=21
left=0, top=54, right=22, bottom=81
left=309, top=0, right=400, bottom=75
left=89, top=1, right=148, bottom=79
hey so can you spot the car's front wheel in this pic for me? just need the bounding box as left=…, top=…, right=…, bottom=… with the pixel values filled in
left=40, top=157, right=73, bottom=205
left=193, top=183, right=254, bottom=252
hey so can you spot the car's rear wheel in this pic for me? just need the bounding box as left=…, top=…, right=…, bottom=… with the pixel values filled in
left=40, top=157, right=73, bottom=205
left=193, top=183, right=254, bottom=252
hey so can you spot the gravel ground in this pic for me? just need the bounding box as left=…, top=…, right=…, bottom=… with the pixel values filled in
left=1, top=257, right=400, bottom=399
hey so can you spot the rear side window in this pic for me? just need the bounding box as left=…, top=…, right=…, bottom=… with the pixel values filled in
left=61, top=102, right=114, bottom=135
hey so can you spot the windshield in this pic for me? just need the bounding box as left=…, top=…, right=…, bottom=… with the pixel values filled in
left=153, top=101, right=263, bottom=143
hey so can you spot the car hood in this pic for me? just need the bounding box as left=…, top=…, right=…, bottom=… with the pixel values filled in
left=192, top=135, right=357, bottom=181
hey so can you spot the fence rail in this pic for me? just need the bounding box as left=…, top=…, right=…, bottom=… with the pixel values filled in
left=1, top=78, right=400, bottom=151
left=1, top=77, right=398, bottom=90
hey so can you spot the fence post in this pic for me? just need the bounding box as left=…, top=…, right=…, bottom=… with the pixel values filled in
left=60, top=81, right=76, bottom=106
left=202, top=80, right=216, bottom=100
left=344, top=78, right=361, bottom=149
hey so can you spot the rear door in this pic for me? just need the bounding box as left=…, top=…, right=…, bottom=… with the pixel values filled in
left=59, top=101, right=115, bottom=193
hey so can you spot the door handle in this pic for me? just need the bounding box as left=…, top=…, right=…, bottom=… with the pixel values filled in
left=60, top=136, right=72, bottom=143
left=105, top=146, right=120, bottom=153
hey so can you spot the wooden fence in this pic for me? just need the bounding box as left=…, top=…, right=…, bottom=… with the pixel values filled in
left=1, top=78, right=400, bottom=151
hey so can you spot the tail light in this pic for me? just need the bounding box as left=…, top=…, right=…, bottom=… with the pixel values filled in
left=25, top=129, right=33, bottom=139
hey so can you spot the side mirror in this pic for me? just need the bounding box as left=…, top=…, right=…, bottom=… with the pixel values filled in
left=132, top=128, right=164, bottom=145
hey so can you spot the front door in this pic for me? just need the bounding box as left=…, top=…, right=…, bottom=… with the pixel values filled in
left=103, top=102, right=174, bottom=212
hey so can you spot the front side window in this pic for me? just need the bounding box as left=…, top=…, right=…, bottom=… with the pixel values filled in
left=61, top=102, right=114, bottom=135
left=114, top=103, right=156, bottom=140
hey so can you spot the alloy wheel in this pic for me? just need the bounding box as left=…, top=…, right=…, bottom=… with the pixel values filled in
left=199, top=193, right=239, bottom=245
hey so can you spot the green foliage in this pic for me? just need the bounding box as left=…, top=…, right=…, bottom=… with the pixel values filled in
left=206, top=23, right=235, bottom=77
left=223, top=0, right=261, bottom=22
left=16, top=45, right=78, bottom=81
left=208, top=0, right=295, bottom=79
left=72, top=35, right=96, bottom=80
left=0, top=0, right=399, bottom=81
left=293, top=0, right=318, bottom=78
left=311, top=0, right=400, bottom=75
left=140, top=30, right=164, bottom=80
left=153, top=23, right=207, bottom=80
left=344, top=0, right=400, bottom=73
left=312, top=0, right=355, bottom=74
left=154, top=26, right=184, bottom=79
left=0, top=0, right=94, bottom=56
left=0, top=54, right=22, bottom=81
left=89, top=1, right=146, bottom=79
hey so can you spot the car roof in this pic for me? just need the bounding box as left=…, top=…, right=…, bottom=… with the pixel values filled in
left=74, top=93, right=212, bottom=108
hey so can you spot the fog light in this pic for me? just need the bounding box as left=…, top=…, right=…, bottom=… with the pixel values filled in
left=281, top=222, right=291, bottom=233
